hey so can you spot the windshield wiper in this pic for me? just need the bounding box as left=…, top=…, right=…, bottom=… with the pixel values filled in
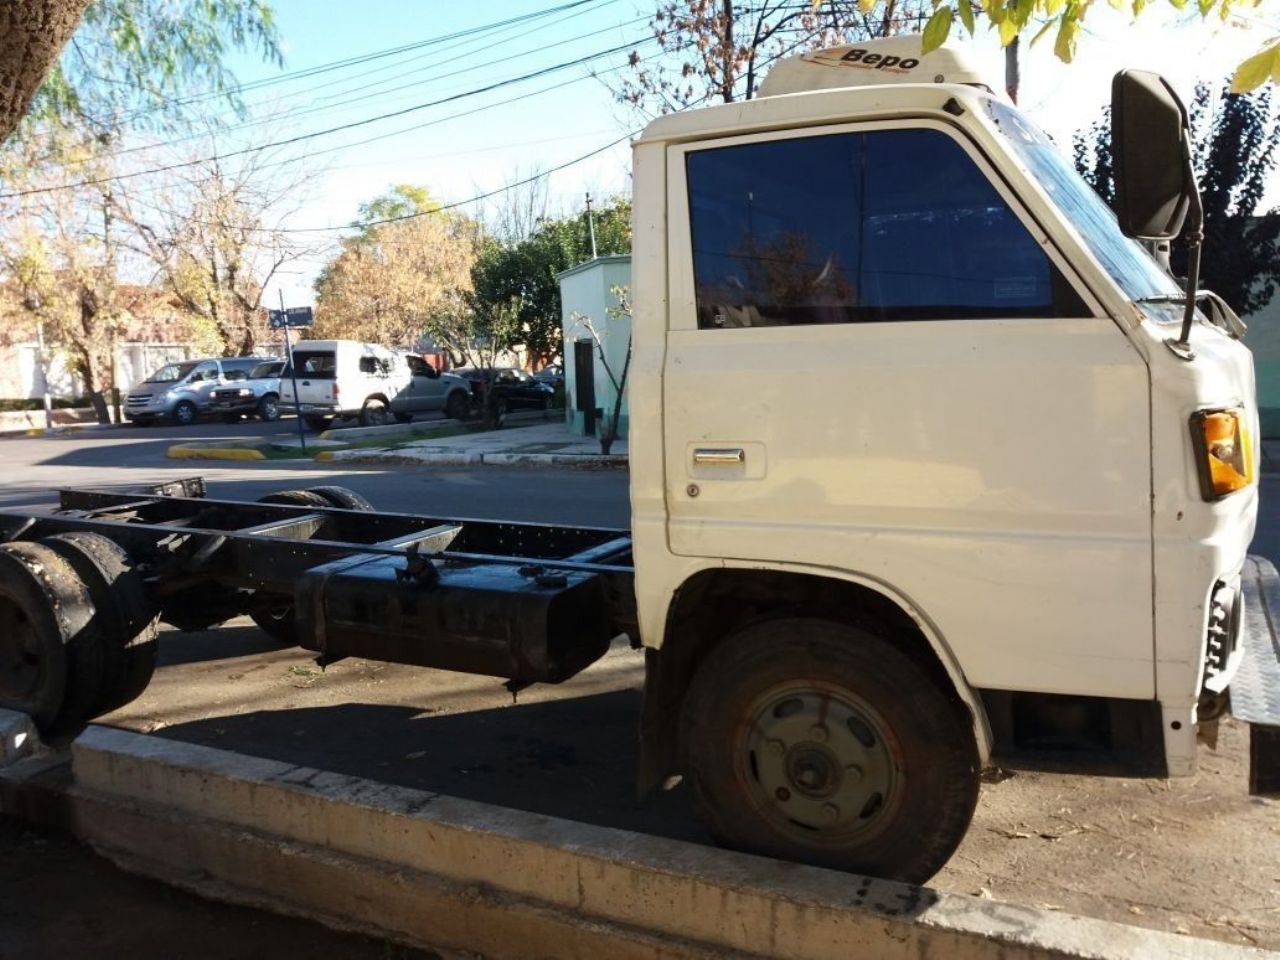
left=1137, top=289, right=1246, bottom=342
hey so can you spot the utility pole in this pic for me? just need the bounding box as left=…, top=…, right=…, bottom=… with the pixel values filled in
left=585, top=192, right=598, bottom=260
left=280, top=289, right=307, bottom=454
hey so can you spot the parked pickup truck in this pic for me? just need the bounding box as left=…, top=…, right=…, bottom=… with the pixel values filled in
left=0, top=37, right=1276, bottom=884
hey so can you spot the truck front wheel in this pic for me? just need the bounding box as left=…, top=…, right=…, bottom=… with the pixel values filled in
left=680, top=617, right=979, bottom=884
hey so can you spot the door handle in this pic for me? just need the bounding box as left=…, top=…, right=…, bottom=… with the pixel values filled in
left=693, top=447, right=745, bottom=465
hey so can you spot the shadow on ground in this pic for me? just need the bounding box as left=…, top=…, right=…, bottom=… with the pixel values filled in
left=154, top=692, right=706, bottom=844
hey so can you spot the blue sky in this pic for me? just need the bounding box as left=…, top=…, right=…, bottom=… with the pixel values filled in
left=191, top=1, right=1280, bottom=305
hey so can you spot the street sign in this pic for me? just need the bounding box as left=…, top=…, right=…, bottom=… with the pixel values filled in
left=268, top=306, right=314, bottom=329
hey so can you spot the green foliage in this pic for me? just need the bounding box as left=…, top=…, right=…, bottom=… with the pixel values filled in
left=1073, top=80, right=1280, bottom=314
left=30, top=0, right=282, bottom=133
left=355, top=185, right=441, bottom=232
left=469, top=196, right=632, bottom=365
left=914, top=0, right=1276, bottom=89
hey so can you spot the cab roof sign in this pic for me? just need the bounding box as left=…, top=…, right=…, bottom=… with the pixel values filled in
left=758, top=35, right=993, bottom=98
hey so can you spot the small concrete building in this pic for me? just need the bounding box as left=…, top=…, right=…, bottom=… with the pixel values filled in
left=558, top=255, right=631, bottom=438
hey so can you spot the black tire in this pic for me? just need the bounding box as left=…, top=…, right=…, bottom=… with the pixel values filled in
left=250, top=602, right=300, bottom=647
left=305, top=485, right=375, bottom=512
left=0, top=541, right=102, bottom=736
left=303, top=415, right=331, bottom=432
left=40, top=533, right=158, bottom=716
left=172, top=400, right=197, bottom=427
left=680, top=617, right=980, bottom=883
left=257, top=489, right=332, bottom=509
left=445, top=391, right=470, bottom=421
left=257, top=394, right=281, bottom=421
left=249, top=489, right=355, bottom=646
left=360, top=398, right=390, bottom=427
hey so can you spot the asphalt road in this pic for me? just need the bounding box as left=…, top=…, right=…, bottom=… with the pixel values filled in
left=0, top=420, right=631, bottom=527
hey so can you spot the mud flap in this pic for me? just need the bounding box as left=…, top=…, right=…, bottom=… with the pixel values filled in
left=1234, top=556, right=1280, bottom=796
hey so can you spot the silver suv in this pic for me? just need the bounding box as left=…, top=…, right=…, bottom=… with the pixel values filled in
left=125, top=357, right=277, bottom=426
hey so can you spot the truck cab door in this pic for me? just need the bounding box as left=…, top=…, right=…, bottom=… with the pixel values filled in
left=661, top=122, right=1155, bottom=701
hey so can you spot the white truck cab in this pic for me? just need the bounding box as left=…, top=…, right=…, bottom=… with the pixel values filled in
left=629, top=36, right=1271, bottom=882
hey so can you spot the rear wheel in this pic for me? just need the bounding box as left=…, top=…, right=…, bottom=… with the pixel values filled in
left=249, top=489, right=372, bottom=645
left=305, top=485, right=375, bottom=511
left=257, top=394, right=280, bottom=421
left=172, top=400, right=197, bottom=427
left=680, top=617, right=980, bottom=883
left=360, top=398, right=390, bottom=427
left=445, top=391, right=470, bottom=421
left=0, top=541, right=103, bottom=736
left=40, top=533, right=158, bottom=717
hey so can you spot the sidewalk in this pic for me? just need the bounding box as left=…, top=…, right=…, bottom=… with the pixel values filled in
left=318, top=421, right=627, bottom=468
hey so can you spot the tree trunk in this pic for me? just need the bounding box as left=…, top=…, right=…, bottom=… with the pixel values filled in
left=0, top=0, right=91, bottom=140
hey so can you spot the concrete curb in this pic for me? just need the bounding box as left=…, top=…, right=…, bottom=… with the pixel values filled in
left=167, top=443, right=266, bottom=461
left=326, top=449, right=627, bottom=468
left=2, top=725, right=1265, bottom=960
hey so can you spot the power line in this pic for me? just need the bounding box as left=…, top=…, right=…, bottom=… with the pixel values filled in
left=1, top=38, right=652, bottom=201
left=96, top=0, right=604, bottom=128
left=111, top=12, right=651, bottom=159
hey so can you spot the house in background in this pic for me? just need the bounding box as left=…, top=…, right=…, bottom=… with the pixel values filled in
left=558, top=255, right=630, bottom=438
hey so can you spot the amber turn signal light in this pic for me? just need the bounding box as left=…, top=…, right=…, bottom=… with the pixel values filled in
left=1190, top=408, right=1253, bottom=501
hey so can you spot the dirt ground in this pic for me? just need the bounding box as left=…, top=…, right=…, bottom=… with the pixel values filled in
left=70, top=619, right=1279, bottom=954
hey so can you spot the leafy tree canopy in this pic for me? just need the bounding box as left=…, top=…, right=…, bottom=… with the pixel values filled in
left=469, top=196, right=632, bottom=366
left=30, top=0, right=281, bottom=134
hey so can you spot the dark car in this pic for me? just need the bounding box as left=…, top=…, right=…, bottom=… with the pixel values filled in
left=532, top=363, right=564, bottom=389
left=453, top=367, right=555, bottom=411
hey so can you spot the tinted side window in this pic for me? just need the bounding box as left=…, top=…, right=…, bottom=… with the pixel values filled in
left=687, top=128, right=1086, bottom=328
left=291, top=351, right=336, bottom=379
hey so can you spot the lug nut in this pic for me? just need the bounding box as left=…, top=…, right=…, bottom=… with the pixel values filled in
left=776, top=787, right=791, bottom=801
left=845, top=765, right=863, bottom=784
left=821, top=803, right=840, bottom=823
left=810, top=724, right=828, bottom=742
left=767, top=739, right=785, bottom=756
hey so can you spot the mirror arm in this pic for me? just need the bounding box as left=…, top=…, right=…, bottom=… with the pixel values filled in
left=1173, top=139, right=1204, bottom=355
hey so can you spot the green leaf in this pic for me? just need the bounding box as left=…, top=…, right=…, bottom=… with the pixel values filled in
left=922, top=6, right=954, bottom=54
left=958, top=0, right=977, bottom=34
left=1231, top=42, right=1280, bottom=92
left=1045, top=0, right=1066, bottom=15
left=1166, top=0, right=1189, bottom=10
left=998, top=15, right=1019, bottom=44
left=1197, top=0, right=1215, bottom=13
left=1054, top=17, right=1081, bottom=62
left=858, top=0, right=877, bottom=10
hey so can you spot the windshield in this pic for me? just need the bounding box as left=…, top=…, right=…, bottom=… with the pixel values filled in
left=983, top=100, right=1183, bottom=310
left=146, top=361, right=197, bottom=384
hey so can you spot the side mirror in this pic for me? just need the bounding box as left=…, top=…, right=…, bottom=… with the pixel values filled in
left=1111, top=70, right=1194, bottom=240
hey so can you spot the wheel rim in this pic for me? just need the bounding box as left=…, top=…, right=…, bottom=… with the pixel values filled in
left=367, top=404, right=387, bottom=425
left=736, top=682, right=901, bottom=847
left=0, top=596, right=42, bottom=701
left=262, top=398, right=278, bottom=419
left=176, top=404, right=194, bottom=425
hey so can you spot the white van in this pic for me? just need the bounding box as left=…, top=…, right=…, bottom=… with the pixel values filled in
left=279, top=340, right=472, bottom=431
